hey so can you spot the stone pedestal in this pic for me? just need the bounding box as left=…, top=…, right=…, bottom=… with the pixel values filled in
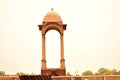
left=41, top=68, right=66, bottom=76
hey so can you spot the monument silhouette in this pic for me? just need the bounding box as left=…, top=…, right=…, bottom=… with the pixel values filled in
left=38, top=9, right=67, bottom=76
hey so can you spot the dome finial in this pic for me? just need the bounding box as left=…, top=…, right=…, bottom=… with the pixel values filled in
left=51, top=8, right=53, bottom=11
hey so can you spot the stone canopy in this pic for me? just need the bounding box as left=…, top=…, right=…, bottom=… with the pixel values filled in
left=38, top=9, right=67, bottom=76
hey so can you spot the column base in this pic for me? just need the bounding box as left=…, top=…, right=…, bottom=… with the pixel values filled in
left=60, top=59, right=65, bottom=69
left=41, top=68, right=66, bottom=76
left=41, top=60, right=46, bottom=69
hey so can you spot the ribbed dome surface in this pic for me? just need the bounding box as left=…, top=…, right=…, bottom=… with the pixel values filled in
left=43, top=10, right=62, bottom=24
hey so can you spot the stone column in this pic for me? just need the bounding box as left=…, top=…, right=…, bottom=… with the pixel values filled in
left=41, top=34, right=46, bottom=69
left=60, top=34, right=65, bottom=69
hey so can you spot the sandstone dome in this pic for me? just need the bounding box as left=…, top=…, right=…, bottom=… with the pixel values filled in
left=43, top=9, right=62, bottom=24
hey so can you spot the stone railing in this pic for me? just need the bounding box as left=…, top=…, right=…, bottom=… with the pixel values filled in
left=0, top=76, right=19, bottom=80
left=0, top=75, right=120, bottom=80
left=52, top=75, right=120, bottom=80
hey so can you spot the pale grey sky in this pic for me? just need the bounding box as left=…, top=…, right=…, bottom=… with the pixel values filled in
left=0, top=0, right=120, bottom=75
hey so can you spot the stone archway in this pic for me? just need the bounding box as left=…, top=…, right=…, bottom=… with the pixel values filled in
left=46, top=30, right=60, bottom=68
left=38, top=9, right=67, bottom=76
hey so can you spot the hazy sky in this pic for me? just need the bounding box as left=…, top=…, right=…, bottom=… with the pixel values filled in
left=0, top=0, right=120, bottom=75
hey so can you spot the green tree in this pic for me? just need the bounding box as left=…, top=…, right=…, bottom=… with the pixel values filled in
left=117, top=70, right=120, bottom=75
left=82, top=70, right=93, bottom=76
left=95, top=68, right=112, bottom=75
left=15, top=72, right=27, bottom=76
left=111, top=69, right=118, bottom=75
left=0, top=71, right=5, bottom=76
left=66, top=72, right=72, bottom=76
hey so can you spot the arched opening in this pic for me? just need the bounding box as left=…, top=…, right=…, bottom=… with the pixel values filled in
left=46, top=30, right=60, bottom=68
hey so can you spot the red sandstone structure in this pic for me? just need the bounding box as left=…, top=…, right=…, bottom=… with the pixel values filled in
left=38, top=9, right=67, bottom=76
left=1, top=9, right=120, bottom=80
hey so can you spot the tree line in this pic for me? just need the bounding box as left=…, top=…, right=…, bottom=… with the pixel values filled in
left=0, top=67, right=120, bottom=76
left=0, top=71, right=36, bottom=76
left=67, top=67, right=120, bottom=76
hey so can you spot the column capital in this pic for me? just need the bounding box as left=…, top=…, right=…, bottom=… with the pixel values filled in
left=60, top=59, right=65, bottom=62
left=60, top=34, right=64, bottom=38
left=61, top=33, right=64, bottom=36
left=42, top=34, right=45, bottom=38
left=42, top=33, right=45, bottom=36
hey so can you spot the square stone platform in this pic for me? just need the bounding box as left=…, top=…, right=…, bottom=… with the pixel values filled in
left=41, top=68, right=66, bottom=76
